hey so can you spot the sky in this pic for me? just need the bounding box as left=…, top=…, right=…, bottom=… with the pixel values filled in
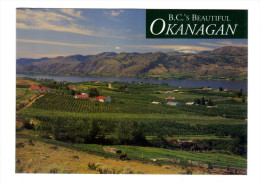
left=16, top=8, right=248, bottom=59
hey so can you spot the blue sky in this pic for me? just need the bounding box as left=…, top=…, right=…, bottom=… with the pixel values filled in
left=16, top=8, right=247, bottom=59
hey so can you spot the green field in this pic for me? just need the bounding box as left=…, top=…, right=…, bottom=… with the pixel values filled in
left=16, top=78, right=247, bottom=171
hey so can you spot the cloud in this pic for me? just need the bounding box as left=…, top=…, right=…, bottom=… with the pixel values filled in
left=177, top=50, right=197, bottom=54
left=115, top=47, right=120, bottom=50
left=104, top=10, right=124, bottom=17
left=17, top=39, right=98, bottom=47
left=59, top=9, right=85, bottom=19
left=200, top=41, right=247, bottom=47
left=17, top=8, right=74, bottom=22
left=136, top=45, right=214, bottom=52
left=16, top=9, right=123, bottom=39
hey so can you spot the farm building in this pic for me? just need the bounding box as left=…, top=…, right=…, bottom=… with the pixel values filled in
left=186, top=102, right=195, bottom=105
left=29, top=86, right=39, bottom=90
left=75, top=93, right=88, bottom=99
left=203, top=87, right=212, bottom=90
left=167, top=101, right=182, bottom=107
left=151, top=101, right=160, bottom=104
left=29, top=86, right=52, bottom=92
left=165, top=96, right=175, bottom=100
left=39, top=87, right=53, bottom=93
left=164, top=91, right=173, bottom=94
left=29, top=86, right=37, bottom=90
left=92, top=96, right=112, bottom=103
left=75, top=94, right=111, bottom=102
left=224, top=88, right=229, bottom=91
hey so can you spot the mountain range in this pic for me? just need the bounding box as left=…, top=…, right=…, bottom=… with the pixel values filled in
left=17, top=46, right=247, bottom=77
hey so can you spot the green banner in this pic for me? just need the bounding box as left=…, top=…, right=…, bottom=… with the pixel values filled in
left=146, top=9, right=248, bottom=39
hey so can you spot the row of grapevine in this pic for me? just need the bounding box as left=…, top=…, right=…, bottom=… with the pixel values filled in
left=30, top=93, right=187, bottom=114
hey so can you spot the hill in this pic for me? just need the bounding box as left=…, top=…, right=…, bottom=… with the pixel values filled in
left=16, top=46, right=247, bottom=77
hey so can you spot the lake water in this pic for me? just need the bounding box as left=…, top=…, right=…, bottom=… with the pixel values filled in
left=17, top=74, right=247, bottom=91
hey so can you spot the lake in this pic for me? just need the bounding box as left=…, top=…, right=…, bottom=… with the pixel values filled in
left=16, top=74, right=247, bottom=91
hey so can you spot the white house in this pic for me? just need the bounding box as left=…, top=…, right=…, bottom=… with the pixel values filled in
left=164, top=91, right=173, bottom=94
left=186, top=102, right=195, bottom=105
left=167, top=101, right=182, bottom=107
left=104, top=96, right=112, bottom=103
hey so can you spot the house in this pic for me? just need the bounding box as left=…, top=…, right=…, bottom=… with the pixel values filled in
left=164, top=91, right=173, bottom=94
left=107, top=82, right=112, bottom=89
left=203, top=88, right=209, bottom=90
left=167, top=101, right=182, bottom=107
left=29, top=86, right=52, bottom=92
left=186, top=102, right=195, bottom=105
left=39, top=86, right=47, bottom=92
left=39, top=86, right=52, bottom=93
left=103, top=96, right=111, bottom=103
left=75, top=93, right=88, bottom=99
left=151, top=101, right=160, bottom=104
left=29, top=86, right=39, bottom=90
left=165, top=96, right=175, bottom=100
left=224, top=88, right=229, bottom=91
left=93, top=96, right=111, bottom=103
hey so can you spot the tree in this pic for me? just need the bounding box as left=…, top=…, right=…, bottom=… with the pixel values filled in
left=115, top=122, right=134, bottom=145
left=88, top=87, right=100, bottom=97
left=114, top=122, right=146, bottom=145
left=118, top=85, right=126, bottom=91
left=86, top=119, right=101, bottom=142
left=219, top=87, right=223, bottom=91
left=229, top=135, right=247, bottom=157
left=70, top=89, right=76, bottom=96
left=242, top=98, right=246, bottom=103
left=208, top=98, right=214, bottom=106
left=194, top=98, right=201, bottom=105
left=132, top=122, right=146, bottom=146
left=201, top=97, right=206, bottom=105
left=237, top=89, right=243, bottom=98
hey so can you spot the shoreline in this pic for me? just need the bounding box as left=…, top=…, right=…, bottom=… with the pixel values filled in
left=16, top=72, right=248, bottom=82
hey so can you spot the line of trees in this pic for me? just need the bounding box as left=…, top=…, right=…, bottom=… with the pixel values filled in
left=26, top=115, right=247, bottom=157
left=194, top=97, right=214, bottom=106
left=36, top=118, right=147, bottom=146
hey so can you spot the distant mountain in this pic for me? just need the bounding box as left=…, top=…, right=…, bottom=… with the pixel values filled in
left=16, top=57, right=50, bottom=67
left=199, top=46, right=248, bottom=56
left=17, top=46, right=248, bottom=77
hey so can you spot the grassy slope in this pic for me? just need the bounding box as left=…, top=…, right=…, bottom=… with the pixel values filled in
left=16, top=78, right=39, bottom=86
left=16, top=88, right=36, bottom=105
left=16, top=137, right=206, bottom=174
left=17, top=131, right=247, bottom=169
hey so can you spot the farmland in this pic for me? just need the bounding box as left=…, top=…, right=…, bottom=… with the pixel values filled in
left=16, top=77, right=247, bottom=174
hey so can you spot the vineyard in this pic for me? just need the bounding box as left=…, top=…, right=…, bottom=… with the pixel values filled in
left=24, top=91, right=247, bottom=121
left=29, top=93, right=163, bottom=114
left=16, top=78, right=247, bottom=170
